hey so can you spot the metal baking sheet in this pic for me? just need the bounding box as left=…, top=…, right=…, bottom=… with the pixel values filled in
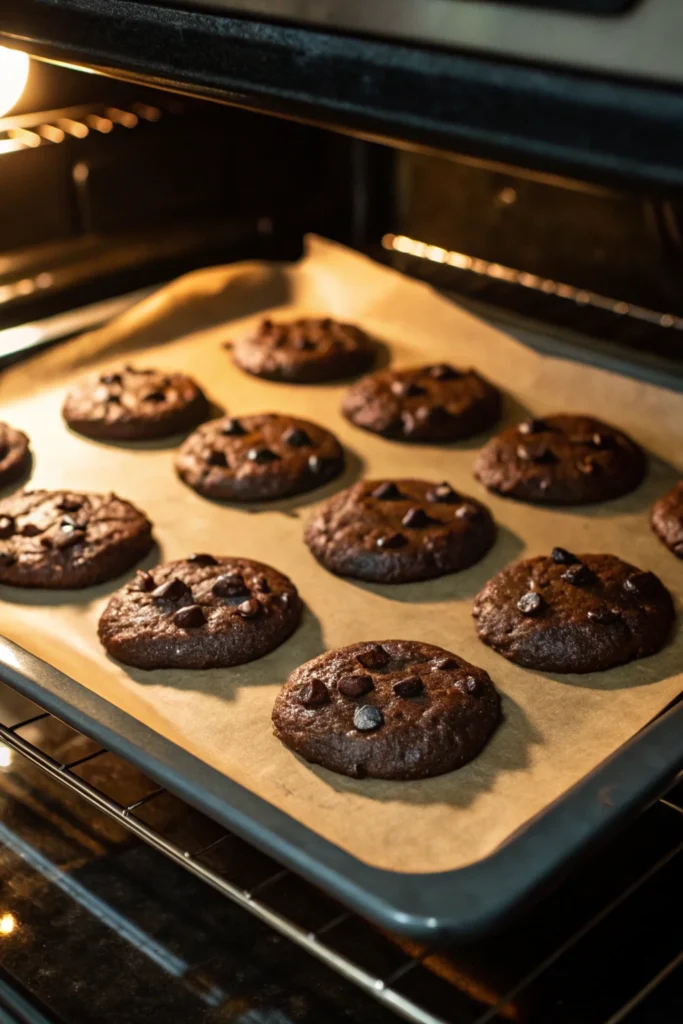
left=0, top=237, right=681, bottom=938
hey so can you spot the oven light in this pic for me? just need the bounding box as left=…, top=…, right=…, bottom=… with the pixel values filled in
left=0, top=745, right=11, bottom=767
left=0, top=47, right=29, bottom=118
left=0, top=912, right=16, bottom=935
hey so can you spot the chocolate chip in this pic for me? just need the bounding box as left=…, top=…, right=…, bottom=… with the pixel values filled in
left=283, top=427, right=312, bottom=448
left=152, top=578, right=191, bottom=602
left=516, top=443, right=558, bottom=464
left=143, top=390, right=166, bottom=403
left=393, top=675, right=423, bottom=698
left=563, top=563, right=595, bottom=586
left=338, top=674, right=374, bottom=699
left=308, top=455, right=324, bottom=474
left=371, top=482, right=403, bottom=501
left=299, top=678, right=329, bottom=708
left=592, top=432, right=617, bottom=450
left=221, top=418, right=246, bottom=436
left=100, top=372, right=122, bottom=385
left=376, top=532, right=407, bottom=549
left=20, top=523, right=42, bottom=537
left=212, top=573, right=248, bottom=598
left=623, top=572, right=658, bottom=598
left=426, top=482, right=460, bottom=504
left=402, top=507, right=432, bottom=529
left=518, top=418, right=548, bottom=435
left=136, top=571, right=155, bottom=592
left=53, top=528, right=85, bottom=550
left=455, top=502, right=483, bottom=522
left=353, top=705, right=384, bottom=732
left=188, top=553, right=218, bottom=567
left=262, top=318, right=273, bottom=330
left=60, top=517, right=80, bottom=533
left=551, top=547, right=578, bottom=564
left=207, top=449, right=229, bottom=468
left=58, top=497, right=82, bottom=512
left=415, top=404, right=448, bottom=423
left=253, top=575, right=271, bottom=593
left=280, top=592, right=293, bottom=607
left=577, top=458, right=599, bottom=475
left=434, top=657, right=459, bottom=670
left=173, top=604, right=206, bottom=628
left=107, top=393, right=122, bottom=404
left=247, top=447, right=280, bottom=464
left=237, top=598, right=260, bottom=618
left=587, top=607, right=620, bottom=624
left=429, top=364, right=460, bottom=381
left=0, top=552, right=16, bottom=567
left=391, top=379, right=425, bottom=398
left=357, top=644, right=391, bottom=669
left=0, top=516, right=14, bottom=539
left=293, top=336, right=315, bottom=351
left=517, top=591, right=545, bottom=615
left=463, top=676, right=480, bottom=696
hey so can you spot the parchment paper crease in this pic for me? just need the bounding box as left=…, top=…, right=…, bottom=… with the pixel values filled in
left=0, top=236, right=680, bottom=873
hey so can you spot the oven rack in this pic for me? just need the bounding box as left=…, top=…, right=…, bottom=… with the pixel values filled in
left=0, top=684, right=681, bottom=1024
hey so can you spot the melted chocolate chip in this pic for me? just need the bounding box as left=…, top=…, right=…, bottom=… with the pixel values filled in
left=136, top=571, right=155, bottom=592
left=429, top=364, right=460, bottom=381
left=592, top=432, right=617, bottom=450
left=100, top=372, right=122, bottom=385
left=282, top=427, right=312, bottom=448
left=253, top=575, right=271, bottom=593
left=393, top=675, right=423, bottom=698
left=58, top=498, right=82, bottom=513
left=563, top=563, right=595, bottom=586
left=455, top=502, right=483, bottom=522
left=623, top=572, right=658, bottom=598
left=53, top=528, right=85, bottom=550
left=415, top=404, right=448, bottom=424
left=426, top=482, right=460, bottom=504
left=434, top=657, right=459, bottom=670
left=107, top=394, right=122, bottom=404
left=391, top=379, right=425, bottom=398
left=0, top=516, right=14, bottom=539
left=188, top=553, right=218, bottom=567
left=174, top=604, right=206, bottom=628
left=587, top=607, right=620, bottom=624
left=357, top=644, right=391, bottom=669
left=308, top=455, right=323, bottom=474
left=338, top=674, right=374, bottom=699
left=293, top=336, right=315, bottom=351
left=516, top=443, right=558, bottom=464
left=402, top=507, right=433, bottom=529
left=376, top=532, right=407, bottom=549
left=237, top=598, right=260, bottom=618
left=551, top=547, right=578, bottom=564
left=518, top=591, right=545, bottom=615
left=247, top=447, right=280, bottom=464
left=212, top=573, right=248, bottom=598
left=518, top=418, right=549, bottom=435
left=0, top=552, right=16, bottom=567
left=371, top=482, right=403, bottom=501
left=60, top=517, right=80, bottom=533
left=463, top=676, right=480, bottom=696
left=143, top=390, right=166, bottom=403
left=353, top=705, right=384, bottom=732
left=221, top=418, right=246, bottom=436
left=152, top=578, right=191, bottom=602
left=299, top=678, right=329, bottom=709
left=20, top=523, right=42, bottom=537
left=207, top=449, right=229, bottom=468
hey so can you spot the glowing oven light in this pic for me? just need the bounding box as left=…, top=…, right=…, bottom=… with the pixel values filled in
left=0, top=47, right=29, bottom=118
left=0, top=913, right=16, bottom=935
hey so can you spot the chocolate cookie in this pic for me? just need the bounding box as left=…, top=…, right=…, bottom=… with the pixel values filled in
left=473, top=550, right=674, bottom=673
left=272, top=640, right=501, bottom=780
left=62, top=365, right=209, bottom=440
left=175, top=413, right=344, bottom=502
left=0, top=489, right=153, bottom=589
left=0, top=423, right=30, bottom=488
left=305, top=479, right=495, bottom=583
left=99, top=555, right=302, bottom=669
left=474, top=414, right=645, bottom=505
left=232, top=318, right=376, bottom=383
left=342, top=364, right=501, bottom=443
left=651, top=482, right=683, bottom=559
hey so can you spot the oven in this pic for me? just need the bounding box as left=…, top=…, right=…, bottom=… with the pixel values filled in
left=0, top=4, right=681, bottom=1023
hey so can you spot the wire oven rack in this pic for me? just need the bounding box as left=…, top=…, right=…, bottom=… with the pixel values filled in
left=0, top=683, right=681, bottom=1024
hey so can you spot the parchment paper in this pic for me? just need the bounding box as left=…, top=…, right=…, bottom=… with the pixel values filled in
left=0, top=237, right=681, bottom=874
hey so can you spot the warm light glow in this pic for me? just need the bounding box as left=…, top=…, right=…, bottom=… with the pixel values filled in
left=0, top=47, right=29, bottom=117
left=0, top=745, right=11, bottom=768
left=0, top=913, right=16, bottom=935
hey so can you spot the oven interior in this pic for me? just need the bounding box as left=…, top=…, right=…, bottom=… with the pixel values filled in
left=0, top=56, right=681, bottom=1024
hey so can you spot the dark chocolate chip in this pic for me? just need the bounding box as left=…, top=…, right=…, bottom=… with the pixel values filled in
left=563, top=563, right=595, bottom=586
left=53, top=528, right=85, bottom=550
left=357, top=644, right=391, bottom=669
left=371, top=482, right=403, bottom=501
left=463, top=676, right=481, bottom=695
left=353, top=705, right=384, bottom=732
left=308, top=454, right=324, bottom=474
left=518, top=418, right=549, bottom=435
left=376, top=532, right=407, bottom=549
left=293, top=336, right=315, bottom=351
left=592, top=432, right=617, bottom=450
left=100, top=372, right=122, bottom=385
left=261, top=318, right=273, bottom=330
left=221, top=418, right=246, bottom=436
left=188, top=553, right=218, bottom=567
left=282, top=427, right=312, bottom=448
left=393, top=675, right=423, bottom=698
left=551, top=547, right=578, bottom=564
left=213, top=573, right=248, bottom=598
left=429, top=364, right=460, bottom=381
left=516, top=443, right=558, bottom=464
left=152, top=578, right=191, bottom=602
left=0, top=552, right=16, bottom=567
left=299, top=678, right=329, bottom=709
left=207, top=449, right=229, bottom=468
left=402, top=507, right=433, bottom=529
left=456, top=502, right=483, bottom=522
left=426, top=482, right=460, bottom=504
left=58, top=498, right=82, bottom=512
left=517, top=591, right=545, bottom=615
left=338, top=674, right=374, bottom=699
left=415, top=404, right=448, bottom=423
left=247, top=447, right=280, bottom=464
left=136, top=571, right=155, bottom=592
left=587, top=607, right=620, bottom=624
left=434, top=657, right=459, bottom=670
left=237, top=598, right=260, bottom=618
left=20, top=523, right=42, bottom=537
left=143, top=390, right=166, bottom=403
left=253, top=575, right=271, bottom=593
left=173, top=604, right=206, bottom=628
left=0, top=516, right=14, bottom=539
left=623, top=572, right=658, bottom=598
left=391, top=379, right=425, bottom=398
left=106, top=393, right=122, bottom=404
